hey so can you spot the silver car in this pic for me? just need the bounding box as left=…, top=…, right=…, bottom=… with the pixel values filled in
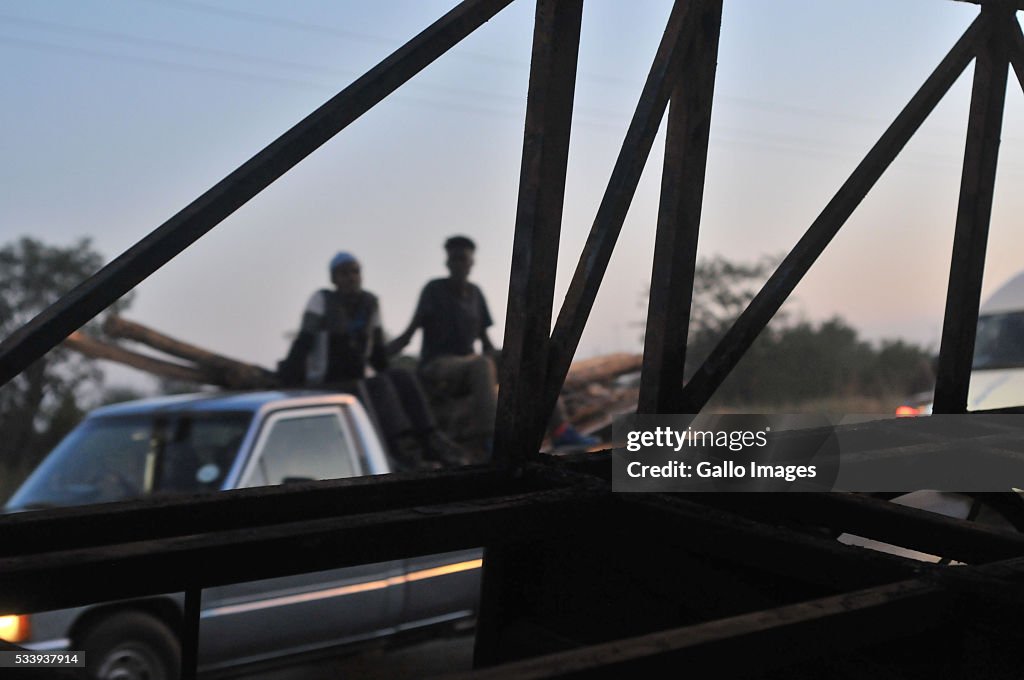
left=2, top=391, right=481, bottom=679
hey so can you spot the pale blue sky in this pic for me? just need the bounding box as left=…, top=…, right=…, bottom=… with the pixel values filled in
left=2, top=0, right=1022, bottom=388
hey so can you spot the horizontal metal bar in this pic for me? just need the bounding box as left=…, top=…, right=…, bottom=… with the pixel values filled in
left=0, top=484, right=609, bottom=613
left=694, top=492, right=1024, bottom=564
left=527, top=462, right=930, bottom=588
left=0, top=0, right=514, bottom=387
left=0, top=467, right=520, bottom=557
left=2, top=459, right=934, bottom=614
left=618, top=493, right=920, bottom=591
left=444, top=579, right=952, bottom=679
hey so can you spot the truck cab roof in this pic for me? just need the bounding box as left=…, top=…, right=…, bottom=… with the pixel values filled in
left=91, top=390, right=357, bottom=418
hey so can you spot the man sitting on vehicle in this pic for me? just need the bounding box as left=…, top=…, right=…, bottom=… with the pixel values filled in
left=388, top=236, right=596, bottom=458
left=280, top=251, right=387, bottom=385
left=279, top=252, right=466, bottom=468
left=387, top=236, right=497, bottom=458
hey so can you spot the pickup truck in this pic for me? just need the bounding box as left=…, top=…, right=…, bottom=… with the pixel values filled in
left=1, top=390, right=482, bottom=680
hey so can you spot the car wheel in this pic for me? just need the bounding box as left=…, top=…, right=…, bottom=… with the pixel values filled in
left=79, top=611, right=180, bottom=680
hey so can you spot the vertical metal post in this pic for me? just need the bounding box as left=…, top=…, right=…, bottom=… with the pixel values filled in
left=539, top=0, right=699, bottom=428
left=478, top=0, right=582, bottom=667
left=638, top=0, right=723, bottom=414
left=180, top=587, right=201, bottom=680
left=934, top=6, right=1010, bottom=414
left=493, top=0, right=584, bottom=468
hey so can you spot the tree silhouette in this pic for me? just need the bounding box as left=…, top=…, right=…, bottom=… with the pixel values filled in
left=0, top=237, right=131, bottom=500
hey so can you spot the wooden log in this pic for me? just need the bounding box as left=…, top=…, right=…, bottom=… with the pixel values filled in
left=64, top=331, right=214, bottom=385
left=563, top=388, right=638, bottom=425
left=104, top=315, right=277, bottom=388
left=563, top=353, right=643, bottom=389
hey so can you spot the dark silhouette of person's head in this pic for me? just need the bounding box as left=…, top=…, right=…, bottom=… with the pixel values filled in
left=329, top=252, right=362, bottom=297
left=444, top=236, right=475, bottom=283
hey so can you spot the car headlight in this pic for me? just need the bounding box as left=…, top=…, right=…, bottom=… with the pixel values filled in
left=0, top=614, right=30, bottom=643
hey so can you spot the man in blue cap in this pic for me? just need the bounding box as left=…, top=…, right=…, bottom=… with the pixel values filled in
left=280, top=252, right=388, bottom=385
left=279, top=252, right=467, bottom=469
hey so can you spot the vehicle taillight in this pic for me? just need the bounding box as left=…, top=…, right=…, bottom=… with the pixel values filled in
left=0, top=614, right=30, bottom=643
left=895, top=405, right=920, bottom=417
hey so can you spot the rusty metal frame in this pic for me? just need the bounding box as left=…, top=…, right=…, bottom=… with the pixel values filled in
left=538, top=0, right=707, bottom=438
left=444, top=579, right=954, bottom=679
left=494, top=0, right=584, bottom=468
left=2, top=1, right=1024, bottom=678
left=2, top=464, right=1024, bottom=677
left=934, top=2, right=1013, bottom=413
left=638, top=0, right=723, bottom=414
left=678, top=13, right=987, bottom=413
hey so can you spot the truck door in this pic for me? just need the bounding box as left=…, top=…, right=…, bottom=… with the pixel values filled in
left=199, top=406, right=405, bottom=666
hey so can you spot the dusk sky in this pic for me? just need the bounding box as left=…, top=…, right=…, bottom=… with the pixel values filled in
left=3, top=0, right=1023, bottom=390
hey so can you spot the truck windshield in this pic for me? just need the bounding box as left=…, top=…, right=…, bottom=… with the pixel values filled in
left=6, top=412, right=252, bottom=510
left=974, top=312, right=1024, bottom=370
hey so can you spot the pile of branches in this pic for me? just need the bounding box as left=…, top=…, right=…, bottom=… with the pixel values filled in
left=65, top=317, right=642, bottom=430
left=559, top=353, right=641, bottom=434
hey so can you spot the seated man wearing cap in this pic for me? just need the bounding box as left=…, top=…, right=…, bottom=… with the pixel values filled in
left=280, top=252, right=388, bottom=385
left=279, top=252, right=465, bottom=469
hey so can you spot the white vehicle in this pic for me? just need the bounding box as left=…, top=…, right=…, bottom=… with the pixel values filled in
left=898, top=270, right=1024, bottom=415
left=965, top=270, right=1024, bottom=410
left=1, top=390, right=481, bottom=679
left=881, top=272, right=1024, bottom=559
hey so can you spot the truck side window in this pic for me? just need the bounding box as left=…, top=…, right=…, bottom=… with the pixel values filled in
left=256, top=412, right=357, bottom=484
